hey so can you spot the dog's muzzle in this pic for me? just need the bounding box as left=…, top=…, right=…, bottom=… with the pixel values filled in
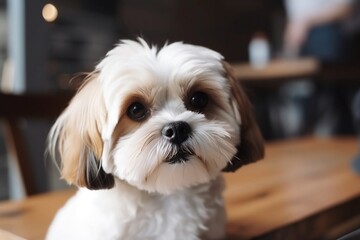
left=162, top=121, right=193, bottom=164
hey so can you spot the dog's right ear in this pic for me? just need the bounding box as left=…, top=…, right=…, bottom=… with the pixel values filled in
left=222, top=62, right=265, bottom=172
left=48, top=72, right=114, bottom=190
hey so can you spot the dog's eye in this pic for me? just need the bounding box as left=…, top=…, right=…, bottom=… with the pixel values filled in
left=127, top=102, right=149, bottom=121
left=189, top=91, right=208, bottom=112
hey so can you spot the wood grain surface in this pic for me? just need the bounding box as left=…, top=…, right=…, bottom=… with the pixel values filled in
left=0, top=137, right=359, bottom=240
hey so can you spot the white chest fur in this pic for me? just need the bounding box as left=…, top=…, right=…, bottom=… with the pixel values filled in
left=46, top=177, right=226, bottom=240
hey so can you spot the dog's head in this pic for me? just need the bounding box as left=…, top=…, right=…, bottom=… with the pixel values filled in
left=48, top=39, right=264, bottom=194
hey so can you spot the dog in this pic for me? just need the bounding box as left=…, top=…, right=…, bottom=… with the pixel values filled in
left=46, top=38, right=264, bottom=240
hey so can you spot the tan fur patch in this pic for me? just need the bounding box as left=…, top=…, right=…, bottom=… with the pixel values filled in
left=58, top=73, right=106, bottom=186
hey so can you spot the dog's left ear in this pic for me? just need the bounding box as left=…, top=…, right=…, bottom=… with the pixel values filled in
left=48, top=73, right=115, bottom=190
left=222, top=62, right=265, bottom=172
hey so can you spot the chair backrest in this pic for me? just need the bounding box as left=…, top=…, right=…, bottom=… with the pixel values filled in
left=0, top=92, right=72, bottom=196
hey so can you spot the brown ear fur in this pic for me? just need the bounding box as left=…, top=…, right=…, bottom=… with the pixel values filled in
left=50, top=73, right=114, bottom=189
left=222, top=62, right=265, bottom=172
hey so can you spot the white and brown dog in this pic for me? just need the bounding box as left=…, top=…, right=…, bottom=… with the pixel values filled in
left=46, top=39, right=264, bottom=240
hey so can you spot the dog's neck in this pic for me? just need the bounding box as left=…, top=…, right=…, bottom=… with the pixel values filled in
left=66, top=176, right=225, bottom=239
left=78, top=176, right=224, bottom=204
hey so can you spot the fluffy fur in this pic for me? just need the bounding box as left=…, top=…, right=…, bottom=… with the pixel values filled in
left=46, top=39, right=264, bottom=240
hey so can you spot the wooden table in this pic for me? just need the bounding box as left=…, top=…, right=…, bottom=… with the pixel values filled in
left=230, top=58, right=321, bottom=140
left=0, top=137, right=360, bottom=240
left=231, top=58, right=320, bottom=82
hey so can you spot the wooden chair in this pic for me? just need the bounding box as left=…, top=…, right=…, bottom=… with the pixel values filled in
left=0, top=92, right=72, bottom=196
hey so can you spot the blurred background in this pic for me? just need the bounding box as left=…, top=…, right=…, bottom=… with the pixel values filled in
left=0, top=0, right=359, bottom=200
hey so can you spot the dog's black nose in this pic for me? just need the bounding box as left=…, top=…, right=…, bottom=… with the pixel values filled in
left=162, top=121, right=192, bottom=144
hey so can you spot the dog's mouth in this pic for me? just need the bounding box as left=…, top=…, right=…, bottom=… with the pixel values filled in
left=165, top=148, right=194, bottom=164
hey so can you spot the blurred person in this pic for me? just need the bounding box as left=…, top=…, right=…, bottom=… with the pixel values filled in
left=284, top=0, right=355, bottom=62
left=275, top=0, right=358, bottom=138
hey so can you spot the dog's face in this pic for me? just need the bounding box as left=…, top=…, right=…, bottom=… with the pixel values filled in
left=48, top=39, right=264, bottom=194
